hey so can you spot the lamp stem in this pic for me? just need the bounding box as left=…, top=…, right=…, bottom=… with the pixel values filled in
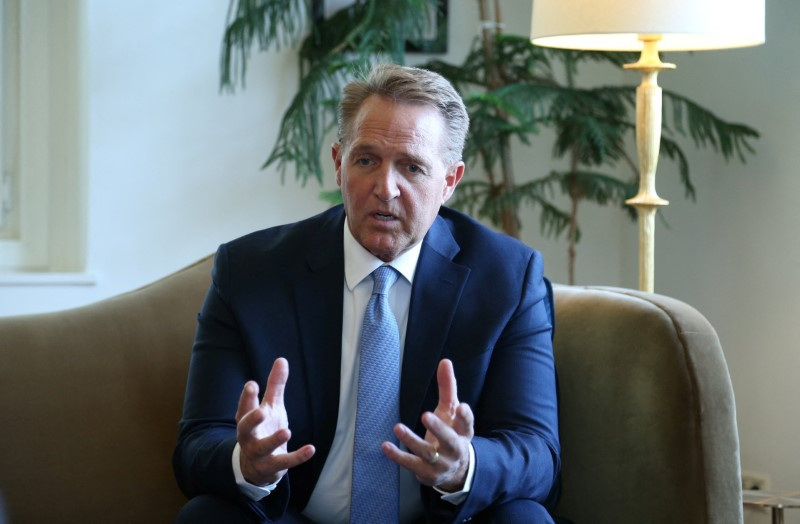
left=624, top=35, right=675, bottom=293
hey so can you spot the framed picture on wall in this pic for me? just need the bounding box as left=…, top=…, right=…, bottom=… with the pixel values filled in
left=406, top=0, right=448, bottom=54
left=311, top=0, right=448, bottom=54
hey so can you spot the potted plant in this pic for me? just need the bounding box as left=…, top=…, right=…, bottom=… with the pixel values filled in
left=220, top=0, right=758, bottom=283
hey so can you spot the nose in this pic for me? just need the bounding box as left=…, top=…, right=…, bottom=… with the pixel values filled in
left=374, top=165, right=400, bottom=202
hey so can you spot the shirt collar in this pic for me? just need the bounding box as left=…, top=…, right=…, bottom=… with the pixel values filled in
left=343, top=217, right=422, bottom=291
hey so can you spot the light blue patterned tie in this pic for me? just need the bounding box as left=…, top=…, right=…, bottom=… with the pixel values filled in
left=350, top=265, right=401, bottom=523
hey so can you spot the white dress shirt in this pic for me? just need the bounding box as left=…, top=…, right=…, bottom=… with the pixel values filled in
left=232, top=219, right=473, bottom=523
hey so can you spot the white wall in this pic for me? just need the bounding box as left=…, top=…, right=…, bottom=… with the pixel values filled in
left=1, top=1, right=797, bottom=521
left=0, top=0, right=330, bottom=315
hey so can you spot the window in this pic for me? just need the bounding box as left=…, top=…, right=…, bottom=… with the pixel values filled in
left=1, top=0, right=19, bottom=241
left=0, top=0, right=86, bottom=275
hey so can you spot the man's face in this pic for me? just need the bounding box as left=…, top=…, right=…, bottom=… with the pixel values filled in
left=333, top=96, right=464, bottom=262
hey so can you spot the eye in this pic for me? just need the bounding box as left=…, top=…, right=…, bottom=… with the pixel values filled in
left=406, top=163, right=424, bottom=175
left=355, top=157, right=373, bottom=167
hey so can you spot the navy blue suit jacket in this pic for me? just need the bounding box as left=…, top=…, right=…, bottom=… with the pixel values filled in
left=173, top=205, right=560, bottom=522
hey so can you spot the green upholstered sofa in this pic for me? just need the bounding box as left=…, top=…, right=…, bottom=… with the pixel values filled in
left=0, top=255, right=742, bottom=523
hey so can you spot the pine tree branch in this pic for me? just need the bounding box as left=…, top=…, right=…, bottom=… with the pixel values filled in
left=663, top=89, right=759, bottom=163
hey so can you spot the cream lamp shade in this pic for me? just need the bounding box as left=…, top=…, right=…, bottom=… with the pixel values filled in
left=531, top=0, right=765, bottom=51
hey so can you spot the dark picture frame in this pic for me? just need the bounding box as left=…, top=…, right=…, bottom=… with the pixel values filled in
left=406, top=0, right=448, bottom=54
left=310, top=0, right=448, bottom=54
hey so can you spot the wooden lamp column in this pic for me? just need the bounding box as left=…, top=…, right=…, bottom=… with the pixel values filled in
left=624, top=35, right=674, bottom=292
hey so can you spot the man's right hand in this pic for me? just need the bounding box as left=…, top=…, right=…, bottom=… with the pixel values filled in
left=236, top=357, right=316, bottom=486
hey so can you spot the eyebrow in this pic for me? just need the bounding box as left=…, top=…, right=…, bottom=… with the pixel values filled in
left=349, top=144, right=378, bottom=156
left=349, top=144, right=430, bottom=169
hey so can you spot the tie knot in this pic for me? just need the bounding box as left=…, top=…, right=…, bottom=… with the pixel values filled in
left=371, top=265, right=399, bottom=296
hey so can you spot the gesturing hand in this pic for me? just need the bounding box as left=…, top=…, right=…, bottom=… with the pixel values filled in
left=236, top=358, right=315, bottom=486
left=383, top=359, right=475, bottom=493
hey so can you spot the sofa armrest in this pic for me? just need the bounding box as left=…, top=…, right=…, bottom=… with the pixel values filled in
left=0, top=255, right=213, bottom=522
left=552, top=285, right=742, bottom=523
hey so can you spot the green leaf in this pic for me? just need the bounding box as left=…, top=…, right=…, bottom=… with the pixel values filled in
left=557, top=170, right=637, bottom=207
left=663, top=89, right=759, bottom=163
left=449, top=175, right=571, bottom=238
left=319, top=189, right=343, bottom=205
left=220, top=0, right=310, bottom=90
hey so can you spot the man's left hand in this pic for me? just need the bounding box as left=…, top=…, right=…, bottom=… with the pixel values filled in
left=382, top=358, right=475, bottom=493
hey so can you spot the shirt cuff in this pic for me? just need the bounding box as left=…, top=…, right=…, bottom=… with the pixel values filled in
left=434, top=443, right=475, bottom=505
left=232, top=442, right=280, bottom=501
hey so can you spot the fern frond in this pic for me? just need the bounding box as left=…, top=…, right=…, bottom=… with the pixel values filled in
left=558, top=170, right=636, bottom=207
left=319, top=189, right=343, bottom=205
left=553, top=114, right=627, bottom=166
left=221, top=0, right=310, bottom=90
left=663, top=90, right=759, bottom=163
left=449, top=176, right=570, bottom=237
left=263, top=57, right=358, bottom=184
left=658, top=134, right=695, bottom=200
left=236, top=0, right=440, bottom=186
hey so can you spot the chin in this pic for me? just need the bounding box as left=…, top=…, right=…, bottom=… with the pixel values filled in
left=368, top=246, right=398, bottom=261
left=365, top=241, right=400, bottom=261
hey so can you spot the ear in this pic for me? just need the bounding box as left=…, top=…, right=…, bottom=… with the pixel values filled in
left=441, top=161, right=465, bottom=203
left=332, top=143, right=343, bottom=186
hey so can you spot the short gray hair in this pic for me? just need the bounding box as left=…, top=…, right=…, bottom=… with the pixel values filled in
left=338, top=64, right=469, bottom=167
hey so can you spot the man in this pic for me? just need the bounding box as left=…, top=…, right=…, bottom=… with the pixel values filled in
left=173, top=64, right=560, bottom=523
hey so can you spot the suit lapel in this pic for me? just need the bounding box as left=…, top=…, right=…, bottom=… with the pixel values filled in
left=400, top=216, right=470, bottom=428
left=293, top=209, right=345, bottom=481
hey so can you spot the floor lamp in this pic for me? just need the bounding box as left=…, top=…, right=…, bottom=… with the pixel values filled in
left=530, top=0, right=765, bottom=292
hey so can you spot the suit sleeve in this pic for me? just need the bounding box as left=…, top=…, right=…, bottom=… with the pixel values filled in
left=423, top=251, right=561, bottom=522
left=171, top=245, right=290, bottom=521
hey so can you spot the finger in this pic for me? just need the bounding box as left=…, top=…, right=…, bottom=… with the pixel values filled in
left=236, top=406, right=268, bottom=444
left=393, top=423, right=436, bottom=461
left=254, top=442, right=317, bottom=470
left=263, top=358, right=289, bottom=407
left=436, top=359, right=459, bottom=415
left=249, top=427, right=292, bottom=457
left=451, top=403, right=475, bottom=438
left=382, top=441, right=455, bottom=489
left=242, top=443, right=316, bottom=486
left=421, top=412, right=461, bottom=455
left=281, top=444, right=316, bottom=469
left=382, top=441, right=429, bottom=474
left=236, top=381, right=260, bottom=424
